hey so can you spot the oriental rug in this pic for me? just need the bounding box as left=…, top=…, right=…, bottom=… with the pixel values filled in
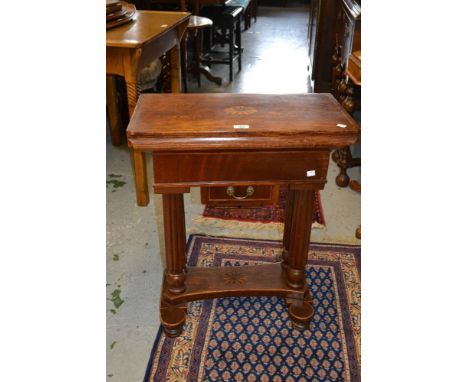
left=202, top=187, right=325, bottom=226
left=144, top=235, right=361, bottom=382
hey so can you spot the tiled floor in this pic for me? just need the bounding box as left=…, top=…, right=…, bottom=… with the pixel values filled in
left=107, top=5, right=360, bottom=381
left=187, top=4, right=312, bottom=94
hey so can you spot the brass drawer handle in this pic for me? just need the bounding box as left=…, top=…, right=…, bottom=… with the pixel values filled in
left=226, top=186, right=254, bottom=200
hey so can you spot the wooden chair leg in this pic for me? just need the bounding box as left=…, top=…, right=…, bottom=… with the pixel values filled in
left=229, top=26, right=234, bottom=82
left=237, top=18, right=242, bottom=72
left=180, top=34, right=188, bottom=93
left=194, top=30, right=202, bottom=87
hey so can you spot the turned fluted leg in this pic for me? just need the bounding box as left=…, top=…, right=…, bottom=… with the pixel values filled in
left=281, top=186, right=295, bottom=269
left=160, top=193, right=187, bottom=337
left=162, top=194, right=187, bottom=294
left=284, top=189, right=315, bottom=289
left=180, top=32, right=188, bottom=93
left=282, top=189, right=315, bottom=329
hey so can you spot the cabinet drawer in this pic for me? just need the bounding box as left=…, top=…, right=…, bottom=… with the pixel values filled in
left=201, top=185, right=280, bottom=207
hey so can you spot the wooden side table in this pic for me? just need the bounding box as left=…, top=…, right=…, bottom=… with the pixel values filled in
left=127, top=93, right=359, bottom=337
left=106, top=10, right=190, bottom=146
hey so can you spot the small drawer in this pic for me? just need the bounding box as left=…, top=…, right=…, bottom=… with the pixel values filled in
left=201, top=185, right=280, bottom=207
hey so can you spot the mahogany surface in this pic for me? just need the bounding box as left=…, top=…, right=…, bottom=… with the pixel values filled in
left=126, top=93, right=359, bottom=336
left=165, top=263, right=306, bottom=305
left=127, top=93, right=359, bottom=151
left=151, top=150, right=330, bottom=189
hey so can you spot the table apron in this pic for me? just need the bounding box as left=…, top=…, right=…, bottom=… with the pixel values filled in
left=106, top=30, right=179, bottom=76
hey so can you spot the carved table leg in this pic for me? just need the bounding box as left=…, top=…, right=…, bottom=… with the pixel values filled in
left=342, top=82, right=356, bottom=114
left=180, top=32, right=188, bottom=93
left=282, top=189, right=315, bottom=329
left=331, top=45, right=343, bottom=100
left=106, top=75, right=123, bottom=146
left=125, top=80, right=140, bottom=117
left=161, top=193, right=187, bottom=337
left=336, top=146, right=351, bottom=187
left=194, top=29, right=202, bottom=87
left=131, top=149, right=149, bottom=206
left=335, top=78, right=359, bottom=187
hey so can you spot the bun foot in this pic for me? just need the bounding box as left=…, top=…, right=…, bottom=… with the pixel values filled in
left=336, top=171, right=350, bottom=187
left=160, top=301, right=186, bottom=338
left=286, top=291, right=314, bottom=330
left=355, top=225, right=361, bottom=239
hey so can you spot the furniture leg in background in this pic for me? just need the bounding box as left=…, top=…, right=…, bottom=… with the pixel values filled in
left=181, top=16, right=222, bottom=90
left=200, top=5, right=243, bottom=83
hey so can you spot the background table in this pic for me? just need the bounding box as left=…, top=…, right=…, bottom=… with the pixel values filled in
left=106, top=10, right=190, bottom=146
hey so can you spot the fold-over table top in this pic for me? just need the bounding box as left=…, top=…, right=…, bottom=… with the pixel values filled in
left=106, top=10, right=190, bottom=48
left=127, top=93, right=360, bottom=152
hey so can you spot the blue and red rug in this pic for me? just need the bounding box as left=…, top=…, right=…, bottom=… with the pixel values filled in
left=144, top=235, right=360, bottom=382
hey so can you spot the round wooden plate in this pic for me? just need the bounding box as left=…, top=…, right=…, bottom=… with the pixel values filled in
left=106, top=2, right=136, bottom=30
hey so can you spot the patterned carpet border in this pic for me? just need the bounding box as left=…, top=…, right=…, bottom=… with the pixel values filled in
left=144, top=235, right=360, bottom=382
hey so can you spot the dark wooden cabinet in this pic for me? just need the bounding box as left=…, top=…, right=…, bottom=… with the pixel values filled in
left=330, top=0, right=361, bottom=187
left=308, top=0, right=360, bottom=93
left=331, top=0, right=360, bottom=100
left=307, top=0, right=339, bottom=93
